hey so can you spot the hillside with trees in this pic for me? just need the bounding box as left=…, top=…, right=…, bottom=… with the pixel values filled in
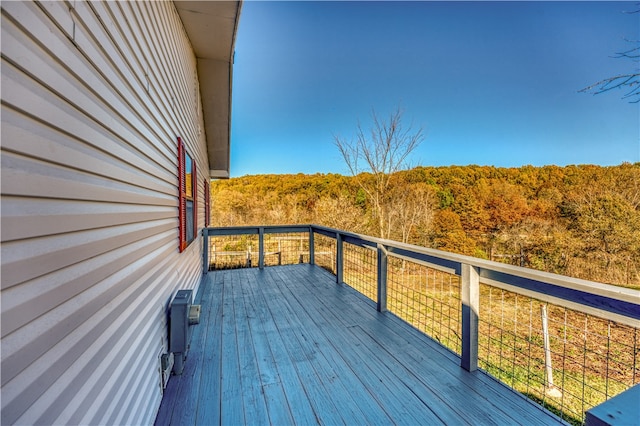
left=210, top=163, right=640, bottom=288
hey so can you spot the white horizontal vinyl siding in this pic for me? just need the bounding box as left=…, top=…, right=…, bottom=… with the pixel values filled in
left=1, top=1, right=210, bottom=424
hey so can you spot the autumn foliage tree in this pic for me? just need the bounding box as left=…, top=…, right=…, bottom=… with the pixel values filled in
left=210, top=163, right=640, bottom=288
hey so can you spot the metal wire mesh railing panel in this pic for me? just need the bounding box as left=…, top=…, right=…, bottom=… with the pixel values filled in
left=208, top=234, right=259, bottom=270
left=262, top=232, right=309, bottom=266
left=387, top=257, right=462, bottom=355
left=478, top=284, right=639, bottom=425
left=342, top=242, right=377, bottom=301
left=313, top=232, right=336, bottom=274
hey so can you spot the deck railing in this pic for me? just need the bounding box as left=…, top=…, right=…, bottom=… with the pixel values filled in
left=204, top=225, right=639, bottom=425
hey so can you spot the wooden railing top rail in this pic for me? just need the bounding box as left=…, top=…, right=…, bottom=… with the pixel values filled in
left=205, top=225, right=640, bottom=327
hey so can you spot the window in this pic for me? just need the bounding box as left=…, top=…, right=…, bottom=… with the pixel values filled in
left=178, top=137, right=197, bottom=252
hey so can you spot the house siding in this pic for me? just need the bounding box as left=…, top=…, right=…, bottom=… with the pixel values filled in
left=1, top=1, right=209, bottom=424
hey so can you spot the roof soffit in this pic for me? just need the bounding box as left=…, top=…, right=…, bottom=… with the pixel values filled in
left=174, top=1, right=241, bottom=178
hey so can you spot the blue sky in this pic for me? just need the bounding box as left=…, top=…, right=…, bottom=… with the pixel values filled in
left=229, top=1, right=639, bottom=177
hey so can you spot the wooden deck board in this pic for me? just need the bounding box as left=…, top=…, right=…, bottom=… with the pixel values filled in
left=155, top=264, right=568, bottom=426
left=270, top=267, right=443, bottom=425
left=194, top=270, right=224, bottom=426
left=242, top=268, right=318, bottom=426
left=220, top=271, right=245, bottom=426
left=284, top=266, right=556, bottom=426
left=292, top=265, right=564, bottom=425
left=234, top=270, right=271, bottom=425
left=274, top=267, right=456, bottom=425
left=263, top=268, right=396, bottom=426
left=258, top=269, right=348, bottom=426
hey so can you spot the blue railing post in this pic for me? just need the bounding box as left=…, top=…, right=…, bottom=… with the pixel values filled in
left=202, top=227, right=209, bottom=275
left=258, top=227, right=265, bottom=269
left=336, top=232, right=343, bottom=284
left=309, top=227, right=315, bottom=265
left=377, top=243, right=388, bottom=312
left=461, top=263, right=480, bottom=372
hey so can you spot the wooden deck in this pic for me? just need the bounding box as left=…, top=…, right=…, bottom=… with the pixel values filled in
left=155, top=264, right=567, bottom=425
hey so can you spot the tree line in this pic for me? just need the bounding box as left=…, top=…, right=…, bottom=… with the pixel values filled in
left=210, top=163, right=640, bottom=288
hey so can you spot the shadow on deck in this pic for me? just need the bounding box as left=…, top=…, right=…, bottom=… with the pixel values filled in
left=155, top=264, right=567, bottom=425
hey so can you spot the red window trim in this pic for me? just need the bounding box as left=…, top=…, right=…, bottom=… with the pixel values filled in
left=204, top=178, right=211, bottom=227
left=192, top=160, right=197, bottom=241
left=178, top=137, right=186, bottom=252
left=178, top=137, right=197, bottom=252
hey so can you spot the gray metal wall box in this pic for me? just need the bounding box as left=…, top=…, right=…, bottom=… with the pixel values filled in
left=170, top=289, right=194, bottom=375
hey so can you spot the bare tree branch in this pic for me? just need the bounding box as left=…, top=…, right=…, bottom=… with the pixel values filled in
left=333, top=106, right=425, bottom=238
left=581, top=7, right=640, bottom=102
left=580, top=73, right=640, bottom=103
left=613, top=45, right=640, bottom=59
